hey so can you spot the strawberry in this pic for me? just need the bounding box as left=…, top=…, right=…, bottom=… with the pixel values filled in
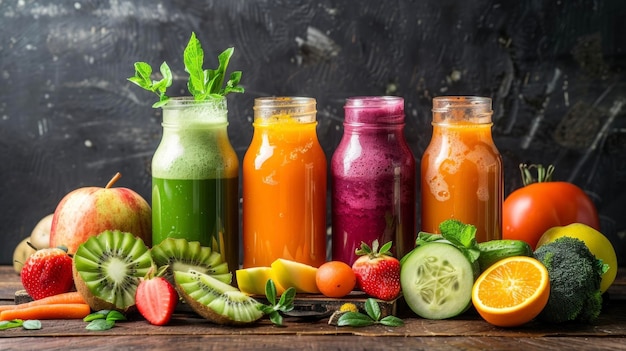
left=351, top=240, right=401, bottom=301
left=135, top=267, right=178, bottom=326
left=20, top=246, right=74, bottom=300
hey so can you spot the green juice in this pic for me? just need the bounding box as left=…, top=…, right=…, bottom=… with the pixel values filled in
left=151, top=97, right=239, bottom=271
left=152, top=176, right=239, bottom=272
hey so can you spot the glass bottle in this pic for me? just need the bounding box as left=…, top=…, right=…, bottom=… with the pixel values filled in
left=151, top=96, right=239, bottom=272
left=242, top=97, right=327, bottom=268
left=331, top=96, right=416, bottom=265
left=421, top=96, right=503, bottom=242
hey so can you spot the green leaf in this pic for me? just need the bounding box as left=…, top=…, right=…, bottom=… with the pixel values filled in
left=277, top=287, right=296, bottom=313
left=258, top=305, right=275, bottom=315
left=337, top=312, right=375, bottom=327
left=106, top=310, right=126, bottom=322
left=86, top=319, right=115, bottom=331
left=0, top=319, right=23, bottom=330
left=83, top=310, right=109, bottom=322
left=265, top=279, right=277, bottom=306
left=379, top=315, right=404, bottom=327
left=268, top=311, right=284, bottom=326
left=364, top=299, right=381, bottom=321
left=22, top=320, right=42, bottom=330
left=211, top=47, right=234, bottom=94
left=129, top=32, right=244, bottom=108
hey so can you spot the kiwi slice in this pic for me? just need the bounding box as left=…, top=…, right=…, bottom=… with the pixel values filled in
left=151, top=238, right=232, bottom=284
left=174, top=270, right=263, bottom=325
left=73, top=230, right=154, bottom=313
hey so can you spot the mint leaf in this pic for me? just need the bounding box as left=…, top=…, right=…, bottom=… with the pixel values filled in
left=0, top=319, right=23, bottom=330
left=276, top=288, right=296, bottom=313
left=265, top=279, right=277, bottom=306
left=105, top=310, right=126, bottom=322
left=83, top=310, right=109, bottom=322
left=184, top=32, right=206, bottom=99
left=129, top=32, right=243, bottom=108
left=86, top=319, right=115, bottom=331
left=438, top=219, right=480, bottom=264
left=22, top=320, right=42, bottom=330
left=260, top=280, right=296, bottom=326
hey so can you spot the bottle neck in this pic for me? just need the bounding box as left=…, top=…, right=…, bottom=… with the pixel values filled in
left=161, top=96, right=228, bottom=129
left=432, top=96, right=493, bottom=125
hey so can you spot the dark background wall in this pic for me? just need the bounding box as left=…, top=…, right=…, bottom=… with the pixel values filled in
left=1, top=0, right=625, bottom=266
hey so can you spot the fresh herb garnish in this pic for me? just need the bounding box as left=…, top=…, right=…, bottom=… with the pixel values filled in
left=128, top=32, right=244, bottom=108
left=413, top=219, right=481, bottom=265
left=337, top=299, right=403, bottom=327
left=257, top=279, right=296, bottom=326
left=0, top=319, right=41, bottom=330
left=84, top=310, right=127, bottom=331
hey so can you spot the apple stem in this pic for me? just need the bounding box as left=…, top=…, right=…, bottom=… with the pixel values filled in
left=105, top=172, right=122, bottom=189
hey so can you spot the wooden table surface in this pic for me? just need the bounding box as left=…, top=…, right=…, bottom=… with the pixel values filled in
left=1, top=265, right=625, bottom=351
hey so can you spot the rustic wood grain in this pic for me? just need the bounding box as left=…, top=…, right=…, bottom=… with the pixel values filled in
left=1, top=266, right=625, bottom=350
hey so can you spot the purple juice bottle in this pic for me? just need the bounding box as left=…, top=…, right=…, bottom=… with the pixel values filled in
left=331, top=96, right=416, bottom=265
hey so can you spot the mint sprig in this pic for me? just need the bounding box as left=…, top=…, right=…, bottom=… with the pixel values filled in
left=414, top=219, right=481, bottom=265
left=337, top=299, right=403, bottom=327
left=128, top=32, right=244, bottom=108
left=257, top=279, right=296, bottom=326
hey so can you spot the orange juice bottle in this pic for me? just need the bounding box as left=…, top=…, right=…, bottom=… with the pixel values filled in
left=242, top=97, right=327, bottom=268
left=421, top=96, right=503, bottom=242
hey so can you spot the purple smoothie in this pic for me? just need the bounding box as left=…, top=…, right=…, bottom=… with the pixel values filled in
left=331, top=97, right=416, bottom=265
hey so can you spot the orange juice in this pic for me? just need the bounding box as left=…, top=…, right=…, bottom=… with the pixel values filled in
left=420, top=96, right=503, bottom=242
left=242, top=97, right=327, bottom=268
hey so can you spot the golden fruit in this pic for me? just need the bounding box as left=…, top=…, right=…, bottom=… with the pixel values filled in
left=537, top=223, right=617, bottom=293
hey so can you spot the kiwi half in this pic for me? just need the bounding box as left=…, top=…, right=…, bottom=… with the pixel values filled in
left=73, top=230, right=154, bottom=313
left=174, top=270, right=263, bottom=325
left=151, top=238, right=232, bottom=284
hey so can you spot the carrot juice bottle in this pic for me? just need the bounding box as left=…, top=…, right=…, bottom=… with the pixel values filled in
left=421, top=96, right=503, bottom=242
left=242, top=97, right=327, bottom=268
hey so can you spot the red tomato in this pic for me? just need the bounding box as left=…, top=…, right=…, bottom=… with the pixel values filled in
left=502, top=164, right=600, bottom=250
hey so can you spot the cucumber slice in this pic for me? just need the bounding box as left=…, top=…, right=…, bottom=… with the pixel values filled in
left=400, top=242, right=478, bottom=319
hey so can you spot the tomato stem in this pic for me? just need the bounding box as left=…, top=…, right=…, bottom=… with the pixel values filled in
left=519, top=164, right=555, bottom=186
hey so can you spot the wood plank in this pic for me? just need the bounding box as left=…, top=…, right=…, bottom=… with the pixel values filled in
left=1, top=335, right=626, bottom=351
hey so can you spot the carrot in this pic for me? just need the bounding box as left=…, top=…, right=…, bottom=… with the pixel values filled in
left=0, top=292, right=86, bottom=313
left=0, top=303, right=91, bottom=321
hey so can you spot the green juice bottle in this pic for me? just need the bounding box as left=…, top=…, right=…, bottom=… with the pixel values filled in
left=151, top=96, right=239, bottom=272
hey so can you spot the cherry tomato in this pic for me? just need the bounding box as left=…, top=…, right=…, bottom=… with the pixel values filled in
left=502, top=164, right=600, bottom=250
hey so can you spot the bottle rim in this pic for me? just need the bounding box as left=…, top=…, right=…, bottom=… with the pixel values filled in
left=161, top=96, right=227, bottom=110
left=344, top=96, right=404, bottom=125
left=432, top=96, right=493, bottom=124
left=253, top=96, right=317, bottom=122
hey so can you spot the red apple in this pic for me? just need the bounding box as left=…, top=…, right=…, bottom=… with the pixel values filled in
left=50, top=172, right=152, bottom=254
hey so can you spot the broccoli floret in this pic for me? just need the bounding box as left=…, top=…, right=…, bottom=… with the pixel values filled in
left=533, top=236, right=606, bottom=324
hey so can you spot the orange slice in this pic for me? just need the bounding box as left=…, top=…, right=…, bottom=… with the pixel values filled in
left=472, top=256, right=550, bottom=327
